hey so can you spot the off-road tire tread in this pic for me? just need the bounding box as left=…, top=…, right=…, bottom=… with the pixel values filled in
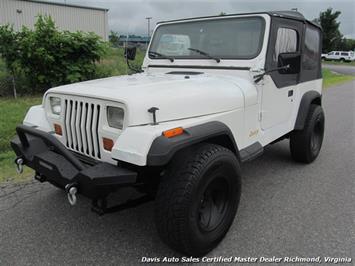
left=290, top=104, right=324, bottom=163
left=154, top=143, right=239, bottom=255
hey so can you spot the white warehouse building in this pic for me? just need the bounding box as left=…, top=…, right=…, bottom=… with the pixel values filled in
left=0, top=0, right=109, bottom=40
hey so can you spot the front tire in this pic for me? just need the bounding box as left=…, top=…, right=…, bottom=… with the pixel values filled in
left=290, top=104, right=325, bottom=163
left=155, top=143, right=241, bottom=256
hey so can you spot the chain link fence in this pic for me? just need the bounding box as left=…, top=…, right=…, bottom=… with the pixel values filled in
left=0, top=58, right=17, bottom=97
left=0, top=75, right=15, bottom=97
left=0, top=70, right=35, bottom=98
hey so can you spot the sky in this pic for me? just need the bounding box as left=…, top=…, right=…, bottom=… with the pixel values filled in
left=63, top=0, right=354, bottom=38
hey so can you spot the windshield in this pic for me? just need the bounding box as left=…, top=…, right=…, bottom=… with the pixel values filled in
left=149, top=16, right=265, bottom=60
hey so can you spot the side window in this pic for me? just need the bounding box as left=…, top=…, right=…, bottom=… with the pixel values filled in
left=301, top=25, right=321, bottom=81
left=335, top=52, right=339, bottom=55
left=328, top=52, right=333, bottom=55
left=341, top=52, right=347, bottom=56
left=273, top=28, right=298, bottom=62
left=265, top=19, right=303, bottom=88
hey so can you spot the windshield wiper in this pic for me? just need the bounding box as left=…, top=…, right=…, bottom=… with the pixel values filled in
left=149, top=51, right=174, bottom=62
left=188, top=48, right=221, bottom=63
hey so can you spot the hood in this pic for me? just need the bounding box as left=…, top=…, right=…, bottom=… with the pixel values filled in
left=48, top=72, right=253, bottom=126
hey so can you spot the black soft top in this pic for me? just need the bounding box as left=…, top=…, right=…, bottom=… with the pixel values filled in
left=157, top=10, right=321, bottom=30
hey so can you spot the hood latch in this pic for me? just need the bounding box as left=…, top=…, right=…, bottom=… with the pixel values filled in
left=148, top=107, right=159, bottom=125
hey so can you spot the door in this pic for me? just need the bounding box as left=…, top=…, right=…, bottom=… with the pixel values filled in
left=326, top=52, right=334, bottom=60
left=261, top=18, right=302, bottom=130
left=331, top=52, right=340, bottom=60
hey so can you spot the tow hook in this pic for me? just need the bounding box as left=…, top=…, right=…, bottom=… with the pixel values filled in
left=65, top=183, right=78, bottom=206
left=15, top=157, right=24, bottom=174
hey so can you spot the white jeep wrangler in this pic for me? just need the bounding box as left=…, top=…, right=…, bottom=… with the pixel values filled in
left=12, top=11, right=324, bottom=256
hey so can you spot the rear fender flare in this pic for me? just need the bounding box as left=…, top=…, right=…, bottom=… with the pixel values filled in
left=294, top=91, right=322, bottom=130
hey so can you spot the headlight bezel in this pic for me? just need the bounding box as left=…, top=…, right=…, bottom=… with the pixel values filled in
left=107, top=106, right=125, bottom=130
left=49, top=96, right=62, bottom=115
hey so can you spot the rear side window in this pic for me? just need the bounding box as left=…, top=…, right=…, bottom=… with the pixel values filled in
left=301, top=25, right=321, bottom=81
left=341, top=52, right=348, bottom=56
left=273, top=28, right=298, bottom=62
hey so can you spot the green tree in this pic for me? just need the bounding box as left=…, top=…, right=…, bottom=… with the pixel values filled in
left=314, top=8, right=342, bottom=52
left=109, top=30, right=120, bottom=47
left=337, top=38, right=355, bottom=51
left=0, top=15, right=107, bottom=94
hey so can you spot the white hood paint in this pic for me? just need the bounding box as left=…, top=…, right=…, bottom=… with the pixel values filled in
left=48, top=72, right=257, bottom=126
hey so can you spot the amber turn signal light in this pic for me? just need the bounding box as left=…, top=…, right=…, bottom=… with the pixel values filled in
left=163, top=127, right=184, bottom=138
left=103, top=137, right=114, bottom=151
left=54, top=123, right=62, bottom=136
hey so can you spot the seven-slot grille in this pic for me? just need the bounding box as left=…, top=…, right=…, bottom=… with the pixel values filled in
left=63, top=99, right=101, bottom=159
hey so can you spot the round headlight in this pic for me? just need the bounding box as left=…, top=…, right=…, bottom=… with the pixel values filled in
left=49, top=97, right=62, bottom=115
left=107, top=106, right=124, bottom=129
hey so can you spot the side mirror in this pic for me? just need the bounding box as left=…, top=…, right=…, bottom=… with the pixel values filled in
left=278, top=52, right=301, bottom=74
left=124, top=46, right=136, bottom=61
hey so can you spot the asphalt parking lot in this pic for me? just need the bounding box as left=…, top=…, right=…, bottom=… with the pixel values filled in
left=0, top=80, right=354, bottom=265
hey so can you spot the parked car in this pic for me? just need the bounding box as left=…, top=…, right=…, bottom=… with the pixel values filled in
left=11, top=11, right=324, bottom=256
left=322, top=51, right=354, bottom=62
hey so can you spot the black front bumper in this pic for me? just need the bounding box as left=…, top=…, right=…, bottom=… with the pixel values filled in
left=11, top=125, right=137, bottom=199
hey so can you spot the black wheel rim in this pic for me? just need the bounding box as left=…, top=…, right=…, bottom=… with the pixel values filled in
left=198, top=177, right=229, bottom=232
left=311, top=117, right=323, bottom=153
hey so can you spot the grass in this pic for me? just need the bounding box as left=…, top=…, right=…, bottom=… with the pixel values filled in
left=0, top=96, right=42, bottom=183
left=0, top=51, right=354, bottom=183
left=0, top=151, right=34, bottom=183
left=0, top=96, right=42, bottom=151
left=322, top=68, right=355, bottom=88
left=96, top=46, right=145, bottom=77
left=322, top=60, right=355, bottom=66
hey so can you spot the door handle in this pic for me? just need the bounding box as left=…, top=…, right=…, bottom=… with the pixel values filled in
left=288, top=90, right=293, bottom=97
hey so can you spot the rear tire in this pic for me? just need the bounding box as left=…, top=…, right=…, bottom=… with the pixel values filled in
left=154, top=143, right=241, bottom=256
left=290, top=104, right=325, bottom=163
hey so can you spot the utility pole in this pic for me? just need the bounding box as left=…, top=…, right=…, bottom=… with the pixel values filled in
left=146, top=17, right=152, bottom=40
left=145, top=17, right=152, bottom=48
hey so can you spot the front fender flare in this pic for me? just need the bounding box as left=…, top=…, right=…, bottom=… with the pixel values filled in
left=147, top=121, right=240, bottom=166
